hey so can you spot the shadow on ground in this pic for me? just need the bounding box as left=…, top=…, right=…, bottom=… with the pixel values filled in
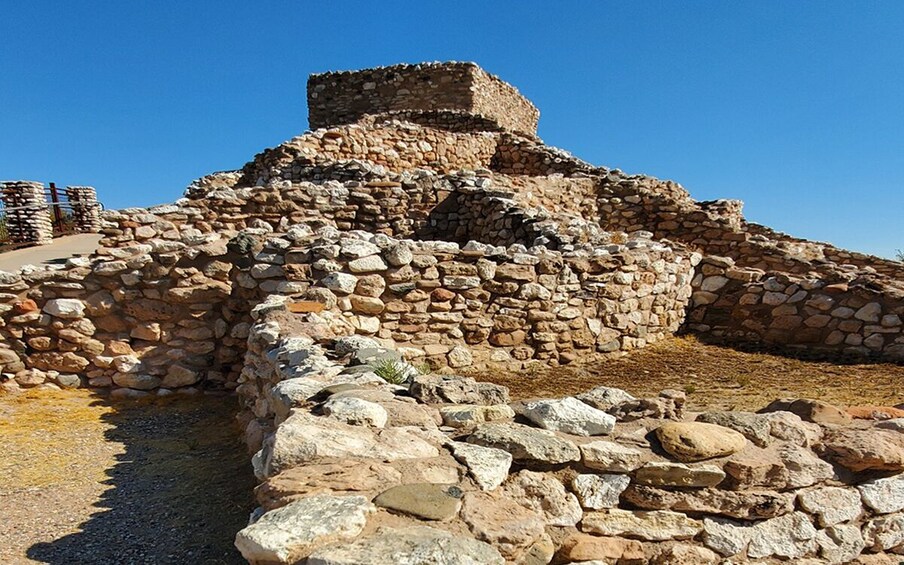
left=27, top=394, right=254, bottom=565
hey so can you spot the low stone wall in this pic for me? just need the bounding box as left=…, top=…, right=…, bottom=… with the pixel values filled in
left=234, top=307, right=904, bottom=564
left=688, top=256, right=904, bottom=361
left=307, top=62, right=539, bottom=136
left=0, top=220, right=251, bottom=393
left=290, top=229, right=697, bottom=366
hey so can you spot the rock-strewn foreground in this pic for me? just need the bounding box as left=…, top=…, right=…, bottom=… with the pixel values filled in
left=3, top=61, right=904, bottom=563
left=236, top=309, right=904, bottom=564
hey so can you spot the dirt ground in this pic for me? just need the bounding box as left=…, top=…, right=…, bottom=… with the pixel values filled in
left=480, top=335, right=904, bottom=412
left=0, top=390, right=253, bottom=565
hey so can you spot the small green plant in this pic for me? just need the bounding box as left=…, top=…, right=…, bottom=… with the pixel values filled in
left=734, top=374, right=751, bottom=388
left=896, top=249, right=904, bottom=262
left=683, top=384, right=697, bottom=395
left=372, top=358, right=409, bottom=385
left=415, top=362, right=432, bottom=375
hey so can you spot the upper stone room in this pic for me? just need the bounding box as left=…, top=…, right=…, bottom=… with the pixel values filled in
left=306, top=62, right=541, bottom=137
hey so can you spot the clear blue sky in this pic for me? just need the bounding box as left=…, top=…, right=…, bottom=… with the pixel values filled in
left=2, top=1, right=903, bottom=258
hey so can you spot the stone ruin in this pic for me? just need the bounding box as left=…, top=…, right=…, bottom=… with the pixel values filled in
left=3, top=61, right=904, bottom=563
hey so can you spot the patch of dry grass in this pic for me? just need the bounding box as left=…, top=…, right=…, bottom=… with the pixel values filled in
left=478, top=336, right=904, bottom=411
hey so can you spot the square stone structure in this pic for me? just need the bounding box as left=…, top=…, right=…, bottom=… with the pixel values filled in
left=307, top=62, right=540, bottom=136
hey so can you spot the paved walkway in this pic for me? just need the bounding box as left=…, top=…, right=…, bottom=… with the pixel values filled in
left=0, top=234, right=102, bottom=273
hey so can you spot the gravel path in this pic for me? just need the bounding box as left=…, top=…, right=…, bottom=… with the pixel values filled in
left=0, top=390, right=254, bottom=564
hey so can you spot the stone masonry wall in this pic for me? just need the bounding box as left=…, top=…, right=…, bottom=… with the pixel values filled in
left=0, top=217, right=697, bottom=391
left=307, top=62, right=539, bottom=136
left=688, top=255, right=904, bottom=361
left=65, top=185, right=102, bottom=233
left=0, top=180, right=54, bottom=246
left=240, top=121, right=499, bottom=185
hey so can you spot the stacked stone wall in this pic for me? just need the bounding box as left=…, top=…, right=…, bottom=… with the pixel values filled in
left=0, top=216, right=254, bottom=393
left=240, top=122, right=498, bottom=185
left=0, top=181, right=54, bottom=245
left=688, top=255, right=904, bottom=360
left=65, top=185, right=102, bottom=233
left=307, top=62, right=539, bottom=136
left=0, top=217, right=698, bottom=391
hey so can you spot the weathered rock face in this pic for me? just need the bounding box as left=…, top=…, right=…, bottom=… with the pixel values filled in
left=520, top=397, right=616, bottom=436
left=306, top=525, right=505, bottom=565
left=467, top=422, right=580, bottom=465
left=655, top=421, right=747, bottom=462
left=234, top=495, right=375, bottom=564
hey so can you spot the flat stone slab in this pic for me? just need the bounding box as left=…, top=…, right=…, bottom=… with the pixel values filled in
left=581, top=508, right=703, bottom=541
left=467, top=422, right=580, bottom=465
left=633, top=461, right=726, bottom=488
left=622, top=484, right=794, bottom=520
left=819, top=428, right=904, bottom=472
left=521, top=397, right=615, bottom=436
left=234, top=494, right=375, bottom=564
left=306, top=525, right=505, bottom=564
left=373, top=483, right=462, bottom=521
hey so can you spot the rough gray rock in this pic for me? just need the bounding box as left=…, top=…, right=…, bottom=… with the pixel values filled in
left=576, top=386, right=636, bottom=410
left=696, top=411, right=772, bottom=447
left=467, top=423, right=580, bottom=465
left=449, top=441, right=512, bottom=491
left=858, top=475, right=904, bottom=514
left=797, top=487, right=862, bottom=526
left=520, top=397, right=615, bottom=436
left=409, top=374, right=509, bottom=405
left=571, top=473, right=630, bottom=509
left=746, top=511, right=818, bottom=560
left=234, top=495, right=375, bottom=564
left=306, top=526, right=505, bottom=564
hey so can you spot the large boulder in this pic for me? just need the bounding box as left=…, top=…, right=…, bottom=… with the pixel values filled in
left=818, top=428, right=904, bottom=472
left=256, top=412, right=439, bottom=478
left=656, top=422, right=747, bottom=462
left=449, top=441, right=512, bottom=491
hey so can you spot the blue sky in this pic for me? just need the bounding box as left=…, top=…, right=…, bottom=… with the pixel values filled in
left=2, top=1, right=903, bottom=258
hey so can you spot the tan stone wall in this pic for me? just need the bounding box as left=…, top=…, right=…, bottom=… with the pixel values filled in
left=241, top=122, right=499, bottom=185
left=688, top=256, right=904, bottom=360
left=307, top=62, right=539, bottom=136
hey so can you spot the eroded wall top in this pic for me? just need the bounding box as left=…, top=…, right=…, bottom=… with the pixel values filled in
left=307, top=62, right=540, bottom=136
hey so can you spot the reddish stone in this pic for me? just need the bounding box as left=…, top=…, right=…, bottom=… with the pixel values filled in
left=430, top=288, right=456, bottom=302
left=13, top=299, right=38, bottom=314
left=847, top=406, right=904, bottom=420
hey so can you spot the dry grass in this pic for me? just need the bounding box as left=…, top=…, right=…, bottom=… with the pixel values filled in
left=0, top=390, right=253, bottom=564
left=477, top=335, right=904, bottom=412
